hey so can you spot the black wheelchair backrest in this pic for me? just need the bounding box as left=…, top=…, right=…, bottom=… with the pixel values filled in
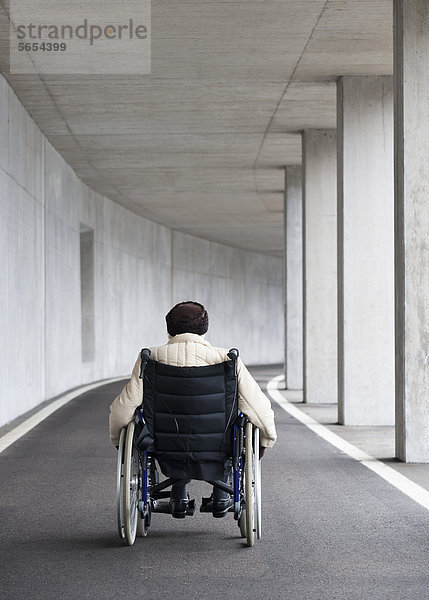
left=137, top=348, right=239, bottom=480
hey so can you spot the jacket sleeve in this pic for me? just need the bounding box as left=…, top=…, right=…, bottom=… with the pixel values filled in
left=109, top=354, right=143, bottom=446
left=236, top=358, right=277, bottom=448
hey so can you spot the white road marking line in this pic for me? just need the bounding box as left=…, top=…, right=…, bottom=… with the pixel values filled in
left=267, top=375, right=429, bottom=512
left=0, top=377, right=126, bottom=454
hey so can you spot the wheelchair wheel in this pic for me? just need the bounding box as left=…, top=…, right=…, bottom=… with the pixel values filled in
left=116, top=428, right=126, bottom=540
left=123, top=421, right=140, bottom=546
left=245, top=421, right=255, bottom=547
left=254, top=427, right=262, bottom=540
left=238, top=511, right=247, bottom=538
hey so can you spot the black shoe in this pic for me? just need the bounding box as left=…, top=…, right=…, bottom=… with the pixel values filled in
left=212, top=496, right=234, bottom=518
left=169, top=498, right=188, bottom=519
left=199, top=495, right=214, bottom=513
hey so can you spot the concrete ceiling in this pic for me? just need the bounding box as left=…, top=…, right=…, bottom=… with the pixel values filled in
left=0, top=1, right=393, bottom=256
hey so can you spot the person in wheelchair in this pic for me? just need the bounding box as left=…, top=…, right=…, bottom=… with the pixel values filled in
left=109, top=301, right=277, bottom=519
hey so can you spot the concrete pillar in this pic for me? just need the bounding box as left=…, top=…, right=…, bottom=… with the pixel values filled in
left=302, top=131, right=337, bottom=404
left=394, top=0, right=429, bottom=461
left=337, top=76, right=395, bottom=426
left=284, top=166, right=303, bottom=390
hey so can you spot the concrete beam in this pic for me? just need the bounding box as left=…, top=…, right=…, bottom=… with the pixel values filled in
left=284, top=166, right=303, bottom=390
left=337, top=76, right=395, bottom=426
left=394, top=0, right=429, bottom=462
left=302, top=130, right=337, bottom=404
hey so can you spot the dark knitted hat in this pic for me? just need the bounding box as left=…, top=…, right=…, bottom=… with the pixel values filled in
left=165, top=301, right=209, bottom=337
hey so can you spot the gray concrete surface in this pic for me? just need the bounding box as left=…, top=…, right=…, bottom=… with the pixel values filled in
left=394, top=0, right=429, bottom=462
left=337, top=76, right=395, bottom=427
left=0, top=71, right=284, bottom=428
left=0, top=2, right=392, bottom=255
left=1, top=367, right=429, bottom=600
left=283, top=391, right=429, bottom=495
left=284, top=166, right=303, bottom=391
left=302, top=130, right=337, bottom=404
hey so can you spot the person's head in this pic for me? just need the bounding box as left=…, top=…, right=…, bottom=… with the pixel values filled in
left=165, top=301, right=209, bottom=337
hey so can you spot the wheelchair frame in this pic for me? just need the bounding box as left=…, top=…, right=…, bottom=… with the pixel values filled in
left=116, top=413, right=262, bottom=547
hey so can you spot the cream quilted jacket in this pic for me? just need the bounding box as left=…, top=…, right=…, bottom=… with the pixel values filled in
left=109, top=333, right=277, bottom=448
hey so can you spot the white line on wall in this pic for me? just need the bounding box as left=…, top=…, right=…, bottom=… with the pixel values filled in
left=267, top=375, right=429, bottom=512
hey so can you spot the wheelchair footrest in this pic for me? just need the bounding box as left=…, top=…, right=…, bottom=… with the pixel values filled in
left=151, top=499, right=196, bottom=516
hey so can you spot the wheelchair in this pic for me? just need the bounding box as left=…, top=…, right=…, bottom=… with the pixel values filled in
left=115, top=348, right=262, bottom=547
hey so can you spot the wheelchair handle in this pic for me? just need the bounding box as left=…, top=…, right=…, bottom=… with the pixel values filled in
left=227, top=348, right=239, bottom=360
left=139, top=348, right=152, bottom=379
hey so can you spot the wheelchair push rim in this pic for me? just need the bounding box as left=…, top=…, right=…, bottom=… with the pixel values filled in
left=123, top=421, right=140, bottom=545
left=116, top=427, right=126, bottom=540
left=254, top=426, right=262, bottom=540
left=245, top=421, right=254, bottom=547
left=244, top=422, right=262, bottom=547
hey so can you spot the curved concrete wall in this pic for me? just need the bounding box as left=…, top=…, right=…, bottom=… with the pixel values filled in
left=0, top=74, right=284, bottom=427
